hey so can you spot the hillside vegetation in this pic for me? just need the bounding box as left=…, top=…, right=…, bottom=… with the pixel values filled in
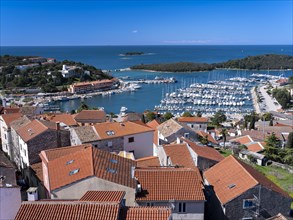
left=131, top=54, right=293, bottom=72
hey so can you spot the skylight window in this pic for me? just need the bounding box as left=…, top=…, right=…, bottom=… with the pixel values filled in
left=106, top=168, right=117, bottom=174
left=110, top=159, right=118, bottom=164
left=66, top=160, right=74, bottom=165
left=106, top=130, right=115, bottom=136
left=228, top=183, right=236, bottom=189
left=69, top=168, right=80, bottom=176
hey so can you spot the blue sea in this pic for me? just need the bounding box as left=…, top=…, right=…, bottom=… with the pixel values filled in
left=1, top=45, right=292, bottom=113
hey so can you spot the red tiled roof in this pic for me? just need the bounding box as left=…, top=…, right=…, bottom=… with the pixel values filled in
left=46, top=145, right=94, bottom=191
left=123, top=206, right=172, bottom=220
left=182, top=138, right=224, bottom=162
left=136, top=156, right=161, bottom=168
left=274, top=122, right=293, bottom=128
left=93, top=121, right=154, bottom=140
left=30, top=162, right=43, bottom=182
left=43, top=144, right=91, bottom=161
left=43, top=114, right=77, bottom=126
left=74, top=110, right=106, bottom=121
left=135, top=168, right=205, bottom=201
left=163, top=143, right=196, bottom=169
left=146, top=119, right=161, bottom=129
left=178, top=117, right=208, bottom=123
left=204, top=156, right=290, bottom=205
left=92, top=148, right=137, bottom=189
left=41, top=145, right=137, bottom=191
left=196, top=131, right=218, bottom=144
left=15, top=201, right=120, bottom=220
left=3, top=106, right=20, bottom=114
left=0, top=113, right=22, bottom=128
left=230, top=135, right=253, bottom=145
left=17, top=120, right=49, bottom=142
left=246, top=142, right=264, bottom=153
left=80, top=191, right=125, bottom=203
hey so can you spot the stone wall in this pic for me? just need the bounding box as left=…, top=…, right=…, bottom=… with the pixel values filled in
left=225, top=185, right=291, bottom=219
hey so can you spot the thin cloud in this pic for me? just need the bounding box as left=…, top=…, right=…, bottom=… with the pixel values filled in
left=132, top=30, right=138, bottom=34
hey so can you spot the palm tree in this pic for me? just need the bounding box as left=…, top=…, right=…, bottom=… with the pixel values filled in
left=220, top=128, right=228, bottom=148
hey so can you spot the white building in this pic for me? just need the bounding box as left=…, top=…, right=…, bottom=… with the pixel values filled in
left=70, top=121, right=154, bottom=159
left=0, top=113, right=22, bottom=159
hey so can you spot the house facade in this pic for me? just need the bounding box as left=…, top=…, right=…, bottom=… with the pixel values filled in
left=15, top=120, right=70, bottom=169
left=40, top=145, right=138, bottom=206
left=204, top=156, right=291, bottom=220
left=135, top=168, right=206, bottom=220
left=178, top=117, right=208, bottom=132
left=70, top=121, right=154, bottom=159
left=0, top=113, right=22, bottom=158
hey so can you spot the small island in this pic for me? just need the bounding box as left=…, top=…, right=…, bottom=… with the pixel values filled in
left=131, top=54, right=293, bottom=72
left=123, top=52, right=144, bottom=56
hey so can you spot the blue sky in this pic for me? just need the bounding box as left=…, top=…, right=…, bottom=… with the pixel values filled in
left=1, top=0, right=292, bottom=46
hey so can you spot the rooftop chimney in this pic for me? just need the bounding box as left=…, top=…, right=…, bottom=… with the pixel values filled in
left=27, top=187, right=38, bottom=201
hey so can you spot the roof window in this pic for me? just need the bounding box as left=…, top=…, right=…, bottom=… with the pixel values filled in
left=66, top=160, right=74, bottom=165
left=69, top=168, right=79, bottom=176
left=110, top=159, right=118, bottom=164
left=228, top=183, right=236, bottom=189
left=106, top=130, right=115, bottom=136
left=106, top=168, right=117, bottom=174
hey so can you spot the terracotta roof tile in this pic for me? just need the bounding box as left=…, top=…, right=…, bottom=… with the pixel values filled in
left=93, top=148, right=137, bottom=188
left=163, top=143, right=196, bottom=169
left=246, top=142, right=264, bottom=153
left=46, top=146, right=94, bottom=191
left=43, top=144, right=92, bottom=161
left=3, top=106, right=20, bottom=114
left=42, top=145, right=137, bottom=190
left=93, top=121, right=154, bottom=140
left=274, top=122, right=293, bottom=128
left=146, top=119, right=161, bottom=129
left=136, top=156, right=161, bottom=168
left=43, top=114, right=77, bottom=126
left=74, top=110, right=106, bottom=122
left=79, top=191, right=125, bottom=203
left=17, top=120, right=49, bottom=142
left=123, top=206, right=172, bottom=220
left=182, top=138, right=224, bottom=162
left=15, top=201, right=120, bottom=220
left=30, top=162, right=43, bottom=182
left=0, top=113, right=22, bottom=128
left=204, top=156, right=290, bottom=205
left=135, top=168, right=205, bottom=201
left=178, top=117, right=208, bottom=123
left=230, top=135, right=254, bottom=145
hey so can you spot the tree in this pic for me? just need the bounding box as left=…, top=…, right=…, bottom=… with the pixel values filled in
left=220, top=128, right=228, bottom=148
left=262, top=112, right=273, bottom=121
left=286, top=132, right=293, bottom=149
left=264, top=133, right=282, bottom=162
left=196, top=111, right=202, bottom=117
left=199, top=135, right=208, bottom=145
left=249, top=111, right=257, bottom=130
left=163, top=112, right=174, bottom=121
left=182, top=111, right=193, bottom=117
left=145, top=111, right=155, bottom=122
left=77, top=101, right=89, bottom=112
left=211, top=110, right=226, bottom=126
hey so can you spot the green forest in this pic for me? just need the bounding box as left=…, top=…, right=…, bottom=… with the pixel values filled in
left=0, top=55, right=112, bottom=93
left=131, top=54, right=293, bottom=72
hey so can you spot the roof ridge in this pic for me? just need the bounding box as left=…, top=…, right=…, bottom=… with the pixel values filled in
left=231, top=156, right=259, bottom=185
left=35, top=119, right=50, bottom=130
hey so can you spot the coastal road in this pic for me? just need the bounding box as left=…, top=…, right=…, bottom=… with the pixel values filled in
left=259, top=85, right=282, bottom=112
